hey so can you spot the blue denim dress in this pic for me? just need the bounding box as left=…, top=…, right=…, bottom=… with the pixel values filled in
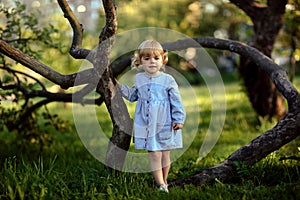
left=121, top=72, right=186, bottom=151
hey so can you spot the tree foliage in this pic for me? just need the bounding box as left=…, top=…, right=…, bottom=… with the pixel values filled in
left=0, top=1, right=70, bottom=146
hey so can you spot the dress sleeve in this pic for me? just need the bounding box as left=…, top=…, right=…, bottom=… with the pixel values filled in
left=121, top=84, right=139, bottom=102
left=168, top=77, right=186, bottom=124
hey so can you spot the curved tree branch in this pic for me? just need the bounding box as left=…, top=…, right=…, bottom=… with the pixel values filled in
left=229, top=0, right=287, bottom=31
left=164, top=38, right=300, bottom=186
left=172, top=102, right=300, bottom=186
left=0, top=39, right=97, bottom=89
left=1, top=66, right=47, bottom=90
left=57, top=0, right=91, bottom=59
left=151, top=37, right=298, bottom=107
left=229, top=0, right=287, bottom=20
left=229, top=0, right=265, bottom=20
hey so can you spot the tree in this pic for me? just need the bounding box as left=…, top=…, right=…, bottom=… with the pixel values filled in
left=230, top=0, right=288, bottom=120
left=0, top=0, right=299, bottom=184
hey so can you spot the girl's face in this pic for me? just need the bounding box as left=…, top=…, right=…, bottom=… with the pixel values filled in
left=141, top=52, right=163, bottom=76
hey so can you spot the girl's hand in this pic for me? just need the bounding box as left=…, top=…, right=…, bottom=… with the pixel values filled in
left=115, top=79, right=122, bottom=89
left=173, top=123, right=183, bottom=130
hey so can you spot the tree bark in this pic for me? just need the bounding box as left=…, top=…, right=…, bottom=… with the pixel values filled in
left=96, top=69, right=133, bottom=171
left=94, top=0, right=133, bottom=171
left=230, top=0, right=287, bottom=119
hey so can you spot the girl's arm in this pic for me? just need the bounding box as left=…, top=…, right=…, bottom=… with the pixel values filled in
left=117, top=80, right=138, bottom=102
left=168, top=77, right=186, bottom=126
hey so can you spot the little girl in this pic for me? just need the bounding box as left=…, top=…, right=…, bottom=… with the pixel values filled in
left=118, top=40, right=186, bottom=193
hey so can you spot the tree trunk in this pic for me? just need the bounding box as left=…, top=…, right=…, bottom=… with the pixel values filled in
left=96, top=69, right=133, bottom=171
left=93, top=1, right=133, bottom=171
left=59, top=0, right=133, bottom=171
left=239, top=59, right=286, bottom=120
left=232, top=0, right=287, bottom=119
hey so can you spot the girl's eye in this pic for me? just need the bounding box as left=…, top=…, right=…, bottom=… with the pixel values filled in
left=142, top=56, right=160, bottom=60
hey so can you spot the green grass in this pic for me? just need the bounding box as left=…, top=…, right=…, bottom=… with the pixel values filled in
left=0, top=73, right=299, bottom=199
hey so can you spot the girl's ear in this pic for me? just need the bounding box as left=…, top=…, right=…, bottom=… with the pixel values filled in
left=131, top=50, right=141, bottom=68
left=163, top=50, right=168, bottom=65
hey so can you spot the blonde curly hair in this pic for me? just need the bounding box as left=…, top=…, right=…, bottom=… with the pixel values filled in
left=131, top=40, right=168, bottom=70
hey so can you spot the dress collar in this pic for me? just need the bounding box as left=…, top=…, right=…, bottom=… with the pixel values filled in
left=143, top=71, right=163, bottom=78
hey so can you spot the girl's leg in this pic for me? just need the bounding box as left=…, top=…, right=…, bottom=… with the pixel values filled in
left=162, top=150, right=171, bottom=184
left=148, top=151, right=165, bottom=186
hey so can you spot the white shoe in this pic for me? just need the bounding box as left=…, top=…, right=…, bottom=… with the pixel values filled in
left=158, top=184, right=169, bottom=193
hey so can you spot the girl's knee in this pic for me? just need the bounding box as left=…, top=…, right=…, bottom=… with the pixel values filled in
left=162, top=150, right=170, bottom=158
left=149, top=151, right=162, bottom=160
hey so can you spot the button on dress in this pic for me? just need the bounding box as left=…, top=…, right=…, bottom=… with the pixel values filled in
left=121, top=72, right=186, bottom=151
